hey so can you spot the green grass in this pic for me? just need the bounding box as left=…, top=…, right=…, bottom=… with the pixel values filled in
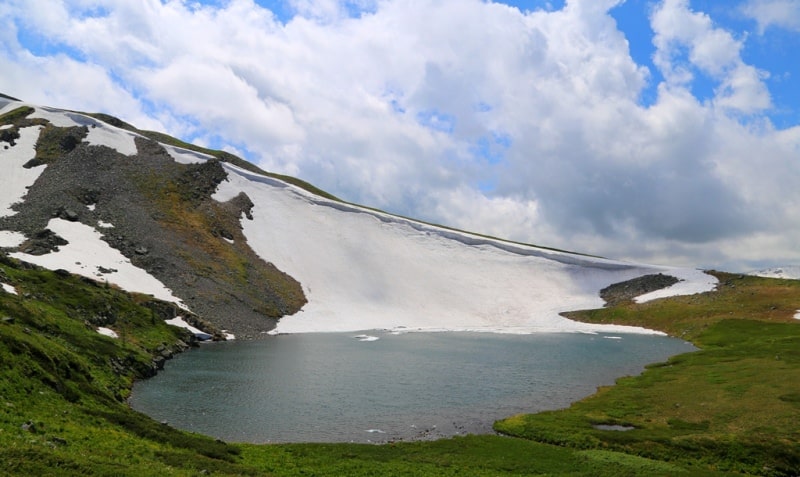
left=496, top=272, right=800, bottom=476
left=3, top=251, right=758, bottom=476
left=0, top=254, right=258, bottom=476
left=0, top=105, right=35, bottom=124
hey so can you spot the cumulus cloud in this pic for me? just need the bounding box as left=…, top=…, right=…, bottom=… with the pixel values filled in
left=742, top=0, right=800, bottom=33
left=651, top=0, right=771, bottom=113
left=0, top=0, right=799, bottom=271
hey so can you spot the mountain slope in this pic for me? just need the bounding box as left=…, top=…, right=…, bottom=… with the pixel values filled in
left=0, top=99, right=305, bottom=339
left=0, top=96, right=717, bottom=337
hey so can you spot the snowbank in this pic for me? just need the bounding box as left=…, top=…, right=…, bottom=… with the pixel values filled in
left=165, top=317, right=213, bottom=340
left=1, top=283, right=17, bottom=295
left=0, top=125, right=45, bottom=217
left=0, top=231, right=26, bottom=248
left=634, top=268, right=718, bottom=303
left=10, top=218, right=187, bottom=308
left=97, top=327, right=119, bottom=339
left=28, top=105, right=138, bottom=154
left=214, top=163, right=717, bottom=335
left=162, top=144, right=214, bottom=164
left=751, top=266, right=800, bottom=280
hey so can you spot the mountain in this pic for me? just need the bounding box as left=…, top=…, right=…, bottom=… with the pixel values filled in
left=3, top=95, right=800, bottom=476
left=750, top=266, right=800, bottom=280
left=0, top=96, right=717, bottom=339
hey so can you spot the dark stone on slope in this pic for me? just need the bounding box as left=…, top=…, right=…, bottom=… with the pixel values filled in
left=0, top=128, right=20, bottom=146
left=228, top=192, right=255, bottom=220
left=20, top=229, right=68, bottom=255
left=1, top=132, right=305, bottom=338
left=600, top=273, right=681, bottom=307
left=58, top=207, right=80, bottom=221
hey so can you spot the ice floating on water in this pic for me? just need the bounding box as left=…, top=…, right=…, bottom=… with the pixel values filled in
left=603, top=336, right=622, bottom=340
left=365, top=429, right=386, bottom=434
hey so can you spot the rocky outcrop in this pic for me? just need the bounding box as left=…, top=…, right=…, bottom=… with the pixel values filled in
left=600, top=273, right=680, bottom=306
left=0, top=119, right=306, bottom=338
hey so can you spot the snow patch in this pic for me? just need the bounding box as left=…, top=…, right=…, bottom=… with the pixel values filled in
left=10, top=218, right=187, bottom=308
left=0, top=231, right=26, bottom=248
left=216, top=163, right=716, bottom=336
left=86, top=204, right=96, bottom=211
left=0, top=125, right=45, bottom=217
left=162, top=144, right=214, bottom=164
left=165, top=317, right=212, bottom=341
left=29, top=106, right=138, bottom=155
left=0, top=124, right=13, bottom=130
left=751, top=266, right=800, bottom=280
left=1, top=283, right=17, bottom=295
left=28, top=106, right=82, bottom=127
left=634, top=268, right=718, bottom=303
left=97, top=220, right=114, bottom=228
left=97, top=327, right=118, bottom=339
left=85, top=122, right=138, bottom=155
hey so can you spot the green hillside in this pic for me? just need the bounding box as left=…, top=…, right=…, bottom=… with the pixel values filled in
left=2, top=252, right=799, bottom=475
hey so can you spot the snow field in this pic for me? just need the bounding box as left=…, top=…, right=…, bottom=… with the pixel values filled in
left=214, top=163, right=717, bottom=335
left=0, top=126, right=46, bottom=217
left=10, top=218, right=187, bottom=309
left=1, top=101, right=721, bottom=335
left=0, top=231, right=26, bottom=248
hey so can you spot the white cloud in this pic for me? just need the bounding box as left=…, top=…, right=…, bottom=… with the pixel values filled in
left=651, top=0, right=771, bottom=113
left=0, top=0, right=799, bottom=271
left=742, top=0, right=800, bottom=33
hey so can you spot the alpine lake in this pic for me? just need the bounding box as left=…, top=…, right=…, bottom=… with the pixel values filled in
left=129, top=330, right=694, bottom=443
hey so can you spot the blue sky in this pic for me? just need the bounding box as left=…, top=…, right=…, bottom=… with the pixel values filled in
left=2, top=0, right=800, bottom=271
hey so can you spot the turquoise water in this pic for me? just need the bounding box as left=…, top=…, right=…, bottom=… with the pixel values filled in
left=129, top=331, right=694, bottom=443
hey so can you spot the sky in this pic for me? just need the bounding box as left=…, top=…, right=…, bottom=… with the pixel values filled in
left=1, top=0, right=799, bottom=272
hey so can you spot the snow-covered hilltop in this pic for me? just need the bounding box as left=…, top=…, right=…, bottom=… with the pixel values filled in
left=0, top=96, right=718, bottom=337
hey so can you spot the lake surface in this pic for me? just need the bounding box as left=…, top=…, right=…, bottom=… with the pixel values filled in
left=129, top=331, right=694, bottom=443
